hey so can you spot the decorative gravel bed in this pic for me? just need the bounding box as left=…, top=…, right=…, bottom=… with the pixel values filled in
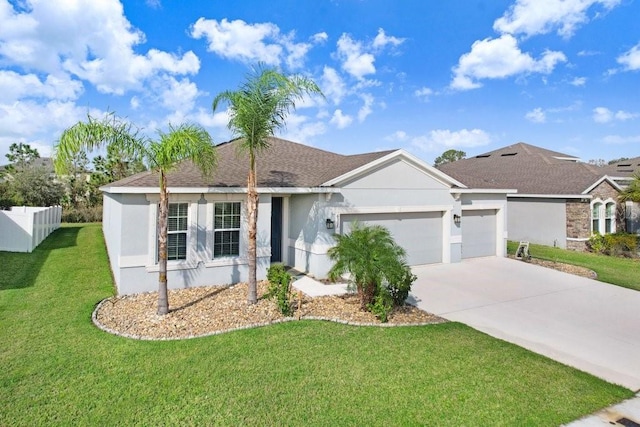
left=509, top=256, right=598, bottom=279
left=93, top=281, right=445, bottom=340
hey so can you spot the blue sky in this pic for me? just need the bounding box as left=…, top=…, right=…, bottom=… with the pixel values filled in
left=1, top=0, right=639, bottom=165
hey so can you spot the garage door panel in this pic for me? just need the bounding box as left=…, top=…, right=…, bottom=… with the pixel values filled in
left=341, top=212, right=443, bottom=265
left=462, top=209, right=496, bottom=259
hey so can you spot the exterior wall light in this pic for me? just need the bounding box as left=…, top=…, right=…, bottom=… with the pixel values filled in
left=453, top=214, right=461, bottom=226
left=326, top=218, right=335, bottom=229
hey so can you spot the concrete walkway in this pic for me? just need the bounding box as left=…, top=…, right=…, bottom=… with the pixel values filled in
left=409, top=257, right=640, bottom=391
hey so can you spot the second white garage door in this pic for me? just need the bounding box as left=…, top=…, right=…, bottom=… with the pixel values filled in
left=340, top=211, right=443, bottom=265
left=461, top=209, right=496, bottom=259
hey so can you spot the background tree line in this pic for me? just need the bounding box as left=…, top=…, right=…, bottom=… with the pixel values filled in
left=0, top=141, right=144, bottom=222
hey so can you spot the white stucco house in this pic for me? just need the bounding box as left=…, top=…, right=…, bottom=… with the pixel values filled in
left=101, top=138, right=513, bottom=295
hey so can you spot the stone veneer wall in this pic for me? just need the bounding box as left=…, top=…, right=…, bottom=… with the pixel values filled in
left=565, top=180, right=622, bottom=251
left=566, top=200, right=590, bottom=250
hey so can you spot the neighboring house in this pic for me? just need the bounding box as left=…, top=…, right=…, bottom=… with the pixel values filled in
left=602, top=156, right=640, bottom=233
left=101, top=137, right=512, bottom=295
left=438, top=142, right=639, bottom=250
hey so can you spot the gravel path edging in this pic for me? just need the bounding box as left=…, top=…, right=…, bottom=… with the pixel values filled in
left=91, top=298, right=446, bottom=342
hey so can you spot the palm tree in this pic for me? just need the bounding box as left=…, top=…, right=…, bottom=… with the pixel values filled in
left=327, top=222, right=408, bottom=310
left=212, top=65, right=323, bottom=304
left=619, top=173, right=640, bottom=203
left=54, top=114, right=217, bottom=315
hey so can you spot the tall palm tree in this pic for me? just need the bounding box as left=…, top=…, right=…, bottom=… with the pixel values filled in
left=212, top=65, right=323, bottom=304
left=54, top=114, right=217, bottom=315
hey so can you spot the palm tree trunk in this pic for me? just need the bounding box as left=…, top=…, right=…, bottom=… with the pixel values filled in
left=157, top=171, right=170, bottom=315
left=247, top=153, right=258, bottom=304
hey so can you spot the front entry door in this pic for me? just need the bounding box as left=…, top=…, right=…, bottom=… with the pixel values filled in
left=270, top=197, right=283, bottom=263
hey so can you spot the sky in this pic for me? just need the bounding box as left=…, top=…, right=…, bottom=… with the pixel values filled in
left=1, top=0, right=639, bottom=166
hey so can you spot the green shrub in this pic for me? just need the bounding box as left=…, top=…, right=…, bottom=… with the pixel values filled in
left=385, top=264, right=416, bottom=307
left=61, top=205, right=103, bottom=223
left=367, top=289, right=393, bottom=323
left=588, top=233, right=638, bottom=257
left=265, top=264, right=293, bottom=316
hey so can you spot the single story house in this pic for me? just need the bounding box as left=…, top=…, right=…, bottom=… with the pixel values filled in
left=438, top=142, right=640, bottom=250
left=101, top=137, right=513, bottom=295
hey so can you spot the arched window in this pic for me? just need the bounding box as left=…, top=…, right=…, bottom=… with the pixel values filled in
left=591, top=199, right=617, bottom=234
left=605, top=202, right=616, bottom=233
left=592, top=202, right=602, bottom=234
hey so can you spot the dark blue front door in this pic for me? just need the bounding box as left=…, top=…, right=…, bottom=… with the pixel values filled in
left=270, top=197, right=283, bottom=263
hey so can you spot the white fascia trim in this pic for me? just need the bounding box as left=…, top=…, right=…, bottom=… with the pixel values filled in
left=102, top=186, right=340, bottom=195
left=320, top=149, right=468, bottom=189
left=582, top=175, right=623, bottom=194
left=453, top=188, right=517, bottom=194
left=335, top=205, right=452, bottom=215
left=461, top=203, right=504, bottom=211
left=507, top=194, right=590, bottom=199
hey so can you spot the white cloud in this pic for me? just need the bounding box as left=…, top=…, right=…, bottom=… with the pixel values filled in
left=570, top=76, right=587, bottom=86
left=193, top=108, right=231, bottom=130
left=311, top=32, right=328, bottom=44
left=190, top=18, right=320, bottom=69
left=526, top=107, right=547, bottom=123
left=493, top=0, right=621, bottom=38
left=451, top=35, right=566, bottom=90
left=320, top=66, right=347, bottom=105
left=385, top=130, right=409, bottom=142
left=336, top=33, right=376, bottom=80
left=412, top=129, right=492, bottom=152
left=0, top=0, right=199, bottom=95
left=414, top=87, right=433, bottom=101
left=617, top=42, right=640, bottom=71
left=603, top=134, right=640, bottom=144
left=372, top=28, right=405, bottom=49
left=357, top=93, right=374, bottom=122
left=279, top=113, right=326, bottom=143
left=329, top=109, right=353, bottom=129
left=0, top=71, right=83, bottom=102
left=593, top=107, right=638, bottom=123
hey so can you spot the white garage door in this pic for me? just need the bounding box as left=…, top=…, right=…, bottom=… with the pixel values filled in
left=462, top=209, right=496, bottom=259
left=340, top=211, right=443, bottom=265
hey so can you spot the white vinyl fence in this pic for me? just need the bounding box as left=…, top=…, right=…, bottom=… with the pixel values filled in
left=0, top=206, right=62, bottom=253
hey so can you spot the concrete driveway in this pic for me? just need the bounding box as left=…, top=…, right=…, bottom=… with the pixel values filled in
left=409, top=257, right=640, bottom=391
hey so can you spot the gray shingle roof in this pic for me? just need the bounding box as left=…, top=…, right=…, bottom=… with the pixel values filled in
left=108, top=137, right=396, bottom=189
left=601, top=156, right=640, bottom=177
left=437, top=142, right=608, bottom=194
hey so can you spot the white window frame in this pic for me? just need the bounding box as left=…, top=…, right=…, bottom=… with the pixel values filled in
left=591, top=198, right=616, bottom=235
left=212, top=201, right=241, bottom=258
left=145, top=195, right=199, bottom=271
left=205, top=194, right=248, bottom=267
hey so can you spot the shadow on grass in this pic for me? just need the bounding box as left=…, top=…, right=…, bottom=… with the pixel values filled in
left=0, top=226, right=80, bottom=290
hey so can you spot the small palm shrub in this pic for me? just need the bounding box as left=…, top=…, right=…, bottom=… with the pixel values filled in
left=265, top=264, right=293, bottom=316
left=328, top=222, right=415, bottom=322
left=588, top=232, right=638, bottom=257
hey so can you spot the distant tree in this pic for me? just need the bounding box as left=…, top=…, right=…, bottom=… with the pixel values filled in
left=588, top=159, right=606, bottom=167
left=434, top=149, right=466, bottom=167
left=55, top=114, right=217, bottom=315
left=5, top=142, right=40, bottom=172
left=92, top=143, right=147, bottom=185
left=608, top=157, right=630, bottom=165
left=2, top=142, right=62, bottom=207
left=213, top=65, right=323, bottom=304
left=8, top=166, right=64, bottom=207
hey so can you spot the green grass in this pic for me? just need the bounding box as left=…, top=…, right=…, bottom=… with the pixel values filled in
left=508, top=241, right=640, bottom=291
left=0, top=224, right=633, bottom=426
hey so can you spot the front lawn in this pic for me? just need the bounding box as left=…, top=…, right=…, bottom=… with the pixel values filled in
left=0, top=224, right=632, bottom=425
left=508, top=241, right=640, bottom=291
